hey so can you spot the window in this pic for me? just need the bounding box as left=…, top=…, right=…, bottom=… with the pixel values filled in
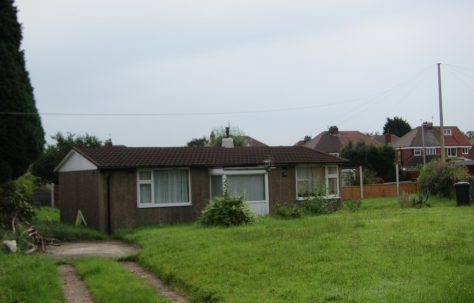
left=444, top=129, right=452, bottom=136
left=137, top=169, right=191, bottom=207
left=210, top=173, right=266, bottom=202
left=426, top=148, right=436, bottom=156
left=296, top=166, right=339, bottom=198
left=414, top=149, right=421, bottom=156
left=326, top=166, right=339, bottom=197
left=447, top=148, right=457, bottom=157
left=462, top=147, right=470, bottom=155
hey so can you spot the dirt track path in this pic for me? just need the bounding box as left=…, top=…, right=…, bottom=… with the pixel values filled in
left=50, top=241, right=189, bottom=303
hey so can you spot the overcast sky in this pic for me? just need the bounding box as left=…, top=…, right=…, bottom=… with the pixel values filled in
left=15, top=0, right=474, bottom=147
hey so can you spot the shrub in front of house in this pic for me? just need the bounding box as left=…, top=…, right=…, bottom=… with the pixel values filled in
left=418, top=160, right=468, bottom=198
left=275, top=204, right=304, bottom=219
left=200, top=194, right=255, bottom=226
left=302, top=196, right=338, bottom=215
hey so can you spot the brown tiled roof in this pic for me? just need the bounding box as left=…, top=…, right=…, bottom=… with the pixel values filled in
left=297, top=131, right=379, bottom=153
left=74, top=146, right=347, bottom=169
left=373, top=134, right=399, bottom=144
left=243, top=136, right=268, bottom=147
left=394, top=126, right=471, bottom=148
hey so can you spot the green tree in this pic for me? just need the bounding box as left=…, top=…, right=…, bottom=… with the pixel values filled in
left=186, top=137, right=208, bottom=147
left=341, top=141, right=396, bottom=182
left=32, top=132, right=103, bottom=184
left=0, top=0, right=44, bottom=184
left=465, top=131, right=474, bottom=139
left=383, top=116, right=411, bottom=137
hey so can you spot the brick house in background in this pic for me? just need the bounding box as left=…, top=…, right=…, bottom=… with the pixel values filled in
left=295, top=126, right=380, bottom=157
left=393, top=123, right=473, bottom=179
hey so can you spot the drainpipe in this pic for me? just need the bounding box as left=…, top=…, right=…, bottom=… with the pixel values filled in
left=106, top=173, right=112, bottom=235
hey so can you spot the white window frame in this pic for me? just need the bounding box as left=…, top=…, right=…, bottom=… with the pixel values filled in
left=462, top=147, right=470, bottom=155
left=295, top=165, right=340, bottom=200
left=137, top=168, right=192, bottom=208
left=447, top=148, right=457, bottom=157
left=444, top=129, right=452, bottom=136
left=414, top=149, right=421, bottom=156
left=325, top=166, right=340, bottom=198
left=426, top=148, right=436, bottom=156
left=209, top=169, right=268, bottom=201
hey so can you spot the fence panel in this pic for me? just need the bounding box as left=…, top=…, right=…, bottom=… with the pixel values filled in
left=342, top=182, right=418, bottom=200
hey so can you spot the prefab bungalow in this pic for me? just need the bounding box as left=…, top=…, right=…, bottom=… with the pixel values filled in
left=55, top=144, right=347, bottom=232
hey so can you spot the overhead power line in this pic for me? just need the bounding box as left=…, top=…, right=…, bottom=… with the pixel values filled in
left=0, top=101, right=355, bottom=117
left=0, top=65, right=437, bottom=119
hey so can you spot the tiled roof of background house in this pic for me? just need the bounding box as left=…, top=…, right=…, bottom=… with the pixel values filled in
left=74, top=146, right=347, bottom=169
left=296, top=130, right=379, bottom=153
left=243, top=136, right=268, bottom=147
left=373, top=134, right=399, bottom=144
left=394, top=126, right=471, bottom=148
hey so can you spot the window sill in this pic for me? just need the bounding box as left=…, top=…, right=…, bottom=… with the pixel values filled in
left=138, top=202, right=192, bottom=208
left=296, top=196, right=340, bottom=201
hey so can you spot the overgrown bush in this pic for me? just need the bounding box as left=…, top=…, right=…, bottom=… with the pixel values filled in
left=418, top=160, right=468, bottom=197
left=344, top=200, right=362, bottom=211
left=15, top=173, right=40, bottom=204
left=302, top=197, right=338, bottom=215
left=0, top=181, right=34, bottom=230
left=200, top=194, right=255, bottom=226
left=275, top=204, right=303, bottom=219
left=410, top=193, right=430, bottom=209
left=398, top=191, right=430, bottom=208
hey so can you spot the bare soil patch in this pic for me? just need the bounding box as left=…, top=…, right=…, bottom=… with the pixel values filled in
left=121, top=261, right=190, bottom=303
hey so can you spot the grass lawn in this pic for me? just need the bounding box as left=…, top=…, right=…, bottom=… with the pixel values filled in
left=34, top=207, right=108, bottom=241
left=0, top=250, right=63, bottom=303
left=119, top=197, right=474, bottom=303
left=73, top=258, right=171, bottom=303
left=0, top=207, right=108, bottom=303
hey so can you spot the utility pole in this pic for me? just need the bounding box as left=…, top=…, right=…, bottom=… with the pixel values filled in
left=421, top=121, right=426, bottom=166
left=437, top=63, right=446, bottom=162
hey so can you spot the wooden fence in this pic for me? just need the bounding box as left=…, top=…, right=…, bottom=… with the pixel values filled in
left=342, top=182, right=418, bottom=200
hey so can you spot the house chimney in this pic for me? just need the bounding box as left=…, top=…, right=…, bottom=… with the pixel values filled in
left=221, top=137, right=234, bottom=148
left=209, top=131, right=216, bottom=146
left=104, top=139, right=113, bottom=147
left=384, top=133, right=392, bottom=143
left=422, top=122, right=433, bottom=129
left=303, top=135, right=311, bottom=143
left=329, top=126, right=339, bottom=135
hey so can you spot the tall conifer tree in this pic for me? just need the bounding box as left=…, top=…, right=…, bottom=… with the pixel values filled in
left=0, top=0, right=44, bottom=183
